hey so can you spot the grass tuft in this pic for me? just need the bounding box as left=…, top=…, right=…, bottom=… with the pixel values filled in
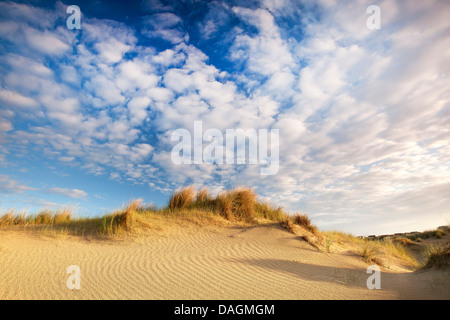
left=196, top=188, right=211, bottom=204
left=254, top=201, right=287, bottom=222
left=420, top=244, right=450, bottom=269
left=359, top=242, right=383, bottom=266
left=291, top=213, right=319, bottom=235
left=393, top=237, right=416, bottom=247
left=228, top=187, right=256, bottom=221
left=211, top=188, right=257, bottom=222
left=99, top=199, right=141, bottom=235
left=168, top=186, right=196, bottom=210
left=0, top=207, right=74, bottom=227
left=280, top=218, right=295, bottom=233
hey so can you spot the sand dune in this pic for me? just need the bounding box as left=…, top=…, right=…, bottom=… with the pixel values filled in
left=0, top=223, right=448, bottom=300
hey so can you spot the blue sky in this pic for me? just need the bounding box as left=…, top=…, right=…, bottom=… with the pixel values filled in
left=0, top=0, right=449, bottom=235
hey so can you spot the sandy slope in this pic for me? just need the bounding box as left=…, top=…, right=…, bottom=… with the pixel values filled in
left=0, top=224, right=448, bottom=300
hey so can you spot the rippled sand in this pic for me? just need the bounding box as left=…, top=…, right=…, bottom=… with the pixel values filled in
left=0, top=224, right=448, bottom=299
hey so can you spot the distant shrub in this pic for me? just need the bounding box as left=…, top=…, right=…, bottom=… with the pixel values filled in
left=434, top=230, right=443, bottom=239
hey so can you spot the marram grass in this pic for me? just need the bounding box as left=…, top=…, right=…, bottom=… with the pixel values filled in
left=0, top=186, right=446, bottom=270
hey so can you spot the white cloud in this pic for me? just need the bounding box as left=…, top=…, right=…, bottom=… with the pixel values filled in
left=0, top=1, right=58, bottom=28
left=116, top=59, right=159, bottom=91
left=141, top=0, right=174, bottom=12
left=60, top=65, right=80, bottom=85
left=144, top=13, right=182, bottom=29
left=84, top=75, right=125, bottom=105
left=95, top=39, right=131, bottom=64
left=24, top=27, right=70, bottom=56
left=59, top=156, right=75, bottom=162
left=142, top=13, right=187, bottom=44
left=0, top=119, right=13, bottom=132
left=2, top=53, right=53, bottom=77
left=127, top=96, right=152, bottom=125
left=0, top=175, right=35, bottom=193
left=152, top=48, right=185, bottom=66
left=147, top=87, right=173, bottom=103
left=0, top=89, right=40, bottom=109
left=231, top=6, right=294, bottom=75
left=163, top=68, right=194, bottom=93
left=45, top=187, right=88, bottom=199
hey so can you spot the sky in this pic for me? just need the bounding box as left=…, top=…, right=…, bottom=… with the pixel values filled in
left=0, top=0, right=449, bottom=236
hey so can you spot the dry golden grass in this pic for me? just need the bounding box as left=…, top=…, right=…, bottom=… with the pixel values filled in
left=393, top=237, right=416, bottom=247
left=0, top=187, right=443, bottom=273
left=226, top=187, right=257, bottom=221
left=204, top=188, right=258, bottom=222
left=359, top=242, right=383, bottom=266
left=291, top=213, right=319, bottom=235
left=279, top=214, right=323, bottom=251
left=168, top=186, right=196, bottom=210
left=278, top=212, right=321, bottom=250
left=320, top=231, right=420, bottom=268
left=98, top=199, right=141, bottom=235
left=214, top=191, right=234, bottom=219
left=380, top=239, right=418, bottom=267
left=254, top=201, right=287, bottom=222
left=0, top=201, right=145, bottom=238
left=167, top=186, right=282, bottom=223
left=0, top=207, right=73, bottom=227
left=322, top=230, right=361, bottom=243
left=420, top=243, right=450, bottom=269
left=279, top=218, right=295, bottom=233
left=0, top=187, right=288, bottom=237
left=196, top=188, right=211, bottom=203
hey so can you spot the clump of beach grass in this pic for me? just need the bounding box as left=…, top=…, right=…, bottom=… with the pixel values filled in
left=278, top=212, right=323, bottom=251
left=0, top=201, right=146, bottom=237
left=167, top=186, right=284, bottom=223
left=278, top=212, right=318, bottom=235
left=209, top=187, right=256, bottom=222
left=168, top=186, right=196, bottom=210
left=0, top=207, right=74, bottom=227
left=291, top=213, right=319, bottom=235
left=254, top=201, right=287, bottom=222
left=322, top=231, right=363, bottom=245
left=98, top=199, right=142, bottom=235
left=280, top=218, right=295, bottom=233
left=359, top=242, right=383, bottom=266
left=227, top=187, right=257, bottom=221
left=420, top=244, right=450, bottom=269
left=324, top=238, right=333, bottom=253
left=380, top=238, right=418, bottom=267
left=393, top=237, right=416, bottom=247
left=196, top=188, right=212, bottom=203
